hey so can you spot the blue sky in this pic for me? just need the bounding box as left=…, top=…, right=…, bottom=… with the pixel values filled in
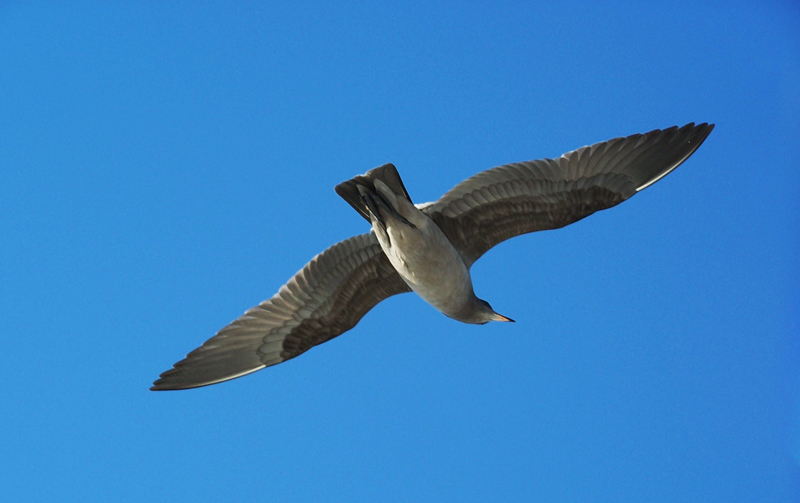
left=1, top=1, right=798, bottom=501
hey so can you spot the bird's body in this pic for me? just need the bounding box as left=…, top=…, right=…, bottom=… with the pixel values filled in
left=374, top=196, right=474, bottom=321
left=347, top=174, right=501, bottom=323
left=152, top=123, right=714, bottom=391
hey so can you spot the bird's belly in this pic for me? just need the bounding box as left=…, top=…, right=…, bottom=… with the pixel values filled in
left=375, top=218, right=473, bottom=318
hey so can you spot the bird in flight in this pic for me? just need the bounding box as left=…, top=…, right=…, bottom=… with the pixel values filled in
left=152, top=123, right=714, bottom=390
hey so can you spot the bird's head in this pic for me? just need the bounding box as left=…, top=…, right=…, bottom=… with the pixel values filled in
left=471, top=298, right=515, bottom=325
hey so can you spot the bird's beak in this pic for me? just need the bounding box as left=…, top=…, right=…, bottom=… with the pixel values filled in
left=491, top=312, right=515, bottom=323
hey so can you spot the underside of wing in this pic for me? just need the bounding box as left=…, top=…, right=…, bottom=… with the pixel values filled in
left=151, top=232, right=410, bottom=390
left=424, top=123, right=714, bottom=265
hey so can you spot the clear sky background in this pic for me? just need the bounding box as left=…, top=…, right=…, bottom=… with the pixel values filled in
left=1, top=2, right=798, bottom=501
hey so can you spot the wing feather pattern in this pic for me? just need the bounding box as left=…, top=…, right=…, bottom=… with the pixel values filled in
left=151, top=232, right=410, bottom=390
left=424, top=123, right=714, bottom=266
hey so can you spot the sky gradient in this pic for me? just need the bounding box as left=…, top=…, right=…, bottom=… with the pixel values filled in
left=1, top=2, right=798, bottom=501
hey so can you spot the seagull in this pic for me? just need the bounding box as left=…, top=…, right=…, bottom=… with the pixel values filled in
left=152, top=123, right=714, bottom=390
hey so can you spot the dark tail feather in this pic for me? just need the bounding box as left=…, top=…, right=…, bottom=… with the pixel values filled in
left=335, top=163, right=413, bottom=223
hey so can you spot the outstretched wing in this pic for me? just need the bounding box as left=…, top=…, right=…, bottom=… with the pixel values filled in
left=152, top=232, right=410, bottom=390
left=424, top=123, right=714, bottom=266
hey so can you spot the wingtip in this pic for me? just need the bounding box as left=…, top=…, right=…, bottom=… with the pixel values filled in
left=693, top=121, right=715, bottom=136
left=150, top=378, right=176, bottom=391
left=149, top=375, right=179, bottom=391
left=634, top=122, right=715, bottom=192
left=691, top=121, right=715, bottom=136
left=149, top=361, right=270, bottom=391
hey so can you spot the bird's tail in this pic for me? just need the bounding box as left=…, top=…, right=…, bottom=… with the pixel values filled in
left=335, top=163, right=414, bottom=226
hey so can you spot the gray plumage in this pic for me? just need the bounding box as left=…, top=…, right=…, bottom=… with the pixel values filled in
left=152, top=122, right=713, bottom=390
